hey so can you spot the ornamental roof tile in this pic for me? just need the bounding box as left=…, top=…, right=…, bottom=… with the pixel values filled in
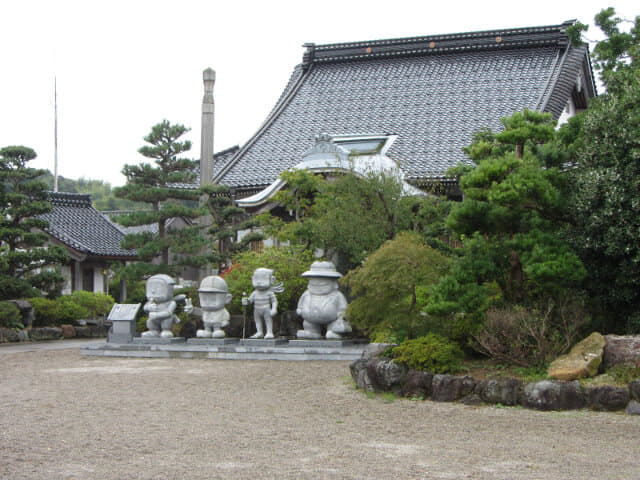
left=213, top=21, right=595, bottom=189
left=40, top=192, right=137, bottom=258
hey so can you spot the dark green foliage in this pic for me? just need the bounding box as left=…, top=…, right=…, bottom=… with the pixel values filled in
left=342, top=232, right=449, bottom=342
left=0, top=146, right=68, bottom=299
left=257, top=169, right=324, bottom=251
left=563, top=9, right=640, bottom=333
left=222, top=246, right=315, bottom=315
left=423, top=110, right=586, bottom=343
left=0, top=301, right=22, bottom=329
left=606, top=364, right=640, bottom=384
left=313, top=171, right=425, bottom=272
left=114, top=120, right=212, bottom=276
left=201, top=184, right=263, bottom=271
left=391, top=334, right=464, bottom=373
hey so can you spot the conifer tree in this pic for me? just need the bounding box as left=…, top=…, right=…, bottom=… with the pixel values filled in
left=114, top=120, right=210, bottom=276
left=0, top=146, right=68, bottom=299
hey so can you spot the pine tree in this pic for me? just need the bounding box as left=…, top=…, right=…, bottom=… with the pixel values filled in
left=114, top=120, right=211, bottom=276
left=0, top=146, right=68, bottom=299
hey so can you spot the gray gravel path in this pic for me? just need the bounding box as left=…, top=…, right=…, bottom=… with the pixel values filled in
left=1, top=350, right=638, bottom=480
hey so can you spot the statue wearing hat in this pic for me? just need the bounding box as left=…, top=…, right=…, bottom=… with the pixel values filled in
left=296, top=261, right=352, bottom=340
left=193, top=276, right=232, bottom=338
left=141, top=274, right=184, bottom=338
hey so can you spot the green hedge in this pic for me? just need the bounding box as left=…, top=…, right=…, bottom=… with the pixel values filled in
left=31, top=292, right=115, bottom=327
left=391, top=333, right=464, bottom=373
left=0, top=301, right=22, bottom=329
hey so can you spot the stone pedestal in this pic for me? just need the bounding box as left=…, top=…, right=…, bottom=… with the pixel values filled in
left=133, top=337, right=186, bottom=345
left=187, top=338, right=239, bottom=345
left=289, top=339, right=354, bottom=347
left=238, top=338, right=288, bottom=347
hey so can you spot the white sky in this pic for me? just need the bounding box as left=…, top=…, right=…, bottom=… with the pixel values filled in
left=0, top=0, right=637, bottom=187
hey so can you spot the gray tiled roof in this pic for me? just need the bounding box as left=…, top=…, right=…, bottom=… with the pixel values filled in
left=40, top=193, right=137, bottom=258
left=213, top=21, right=595, bottom=189
left=171, top=146, right=240, bottom=189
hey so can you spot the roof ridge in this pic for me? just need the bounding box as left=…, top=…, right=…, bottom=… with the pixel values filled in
left=313, top=21, right=575, bottom=50
left=302, top=20, right=576, bottom=68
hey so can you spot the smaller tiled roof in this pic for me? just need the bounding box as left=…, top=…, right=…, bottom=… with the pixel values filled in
left=40, top=193, right=137, bottom=259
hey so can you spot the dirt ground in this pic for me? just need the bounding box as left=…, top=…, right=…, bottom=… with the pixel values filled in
left=1, top=350, right=639, bottom=480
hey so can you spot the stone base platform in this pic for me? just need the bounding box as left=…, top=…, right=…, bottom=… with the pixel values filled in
left=133, top=337, right=186, bottom=344
left=82, top=338, right=367, bottom=361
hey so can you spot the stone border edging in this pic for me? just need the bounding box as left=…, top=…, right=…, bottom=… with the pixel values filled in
left=0, top=325, right=108, bottom=343
left=350, top=356, right=640, bottom=415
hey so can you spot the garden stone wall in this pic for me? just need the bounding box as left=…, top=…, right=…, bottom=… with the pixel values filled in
left=351, top=354, right=640, bottom=415
left=0, top=325, right=108, bottom=343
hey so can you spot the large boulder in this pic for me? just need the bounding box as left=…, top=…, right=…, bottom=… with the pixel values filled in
left=366, top=358, right=408, bottom=393
left=431, top=374, right=476, bottom=402
left=400, top=370, right=434, bottom=399
left=603, top=335, right=640, bottom=368
left=349, top=358, right=373, bottom=391
left=475, top=378, right=523, bottom=406
left=548, top=332, right=605, bottom=381
left=60, top=324, right=76, bottom=339
left=587, top=386, right=630, bottom=411
left=521, top=380, right=586, bottom=411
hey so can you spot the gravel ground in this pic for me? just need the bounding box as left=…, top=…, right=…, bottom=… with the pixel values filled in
left=1, top=350, right=639, bottom=480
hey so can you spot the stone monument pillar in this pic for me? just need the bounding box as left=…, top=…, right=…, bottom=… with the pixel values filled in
left=200, top=68, right=215, bottom=187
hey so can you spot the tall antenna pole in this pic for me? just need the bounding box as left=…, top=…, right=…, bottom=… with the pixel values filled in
left=54, top=77, right=59, bottom=193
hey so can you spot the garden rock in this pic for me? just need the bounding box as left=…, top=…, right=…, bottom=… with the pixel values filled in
left=629, top=380, right=640, bottom=401
left=431, top=375, right=476, bottom=402
left=0, top=328, right=20, bottom=343
left=548, top=332, right=605, bottom=381
left=603, top=335, right=640, bottom=368
left=625, top=400, right=640, bottom=415
left=17, top=329, right=29, bottom=342
left=29, top=327, right=63, bottom=341
left=475, top=378, right=523, bottom=406
left=521, top=380, right=586, bottom=411
left=349, top=358, right=372, bottom=391
left=400, top=370, right=433, bottom=399
left=366, top=358, right=408, bottom=393
left=587, top=386, right=630, bottom=411
left=361, top=343, right=394, bottom=360
left=60, top=324, right=76, bottom=339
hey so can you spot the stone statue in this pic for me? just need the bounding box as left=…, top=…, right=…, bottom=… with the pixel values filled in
left=296, top=261, right=351, bottom=340
left=242, top=268, right=284, bottom=339
left=192, top=276, right=232, bottom=339
left=141, top=274, right=185, bottom=338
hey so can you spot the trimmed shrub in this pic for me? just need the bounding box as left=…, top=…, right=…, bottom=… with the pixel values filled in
left=30, top=297, right=62, bottom=327
left=68, top=291, right=114, bottom=318
left=391, top=333, right=464, bottom=373
left=0, top=301, right=22, bottom=329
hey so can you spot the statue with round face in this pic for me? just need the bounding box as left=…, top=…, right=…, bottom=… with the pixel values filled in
left=296, top=261, right=351, bottom=340
left=195, top=276, right=232, bottom=339
left=142, top=274, right=179, bottom=338
left=242, top=268, right=283, bottom=339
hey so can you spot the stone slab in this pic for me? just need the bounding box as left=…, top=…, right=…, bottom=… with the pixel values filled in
left=132, top=337, right=186, bottom=345
left=81, top=341, right=367, bottom=361
left=238, top=338, right=288, bottom=347
left=187, top=338, right=239, bottom=345
left=289, top=339, right=354, bottom=347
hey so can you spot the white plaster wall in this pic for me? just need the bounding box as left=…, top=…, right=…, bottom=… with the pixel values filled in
left=93, top=268, right=104, bottom=293
left=60, top=265, right=72, bottom=295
